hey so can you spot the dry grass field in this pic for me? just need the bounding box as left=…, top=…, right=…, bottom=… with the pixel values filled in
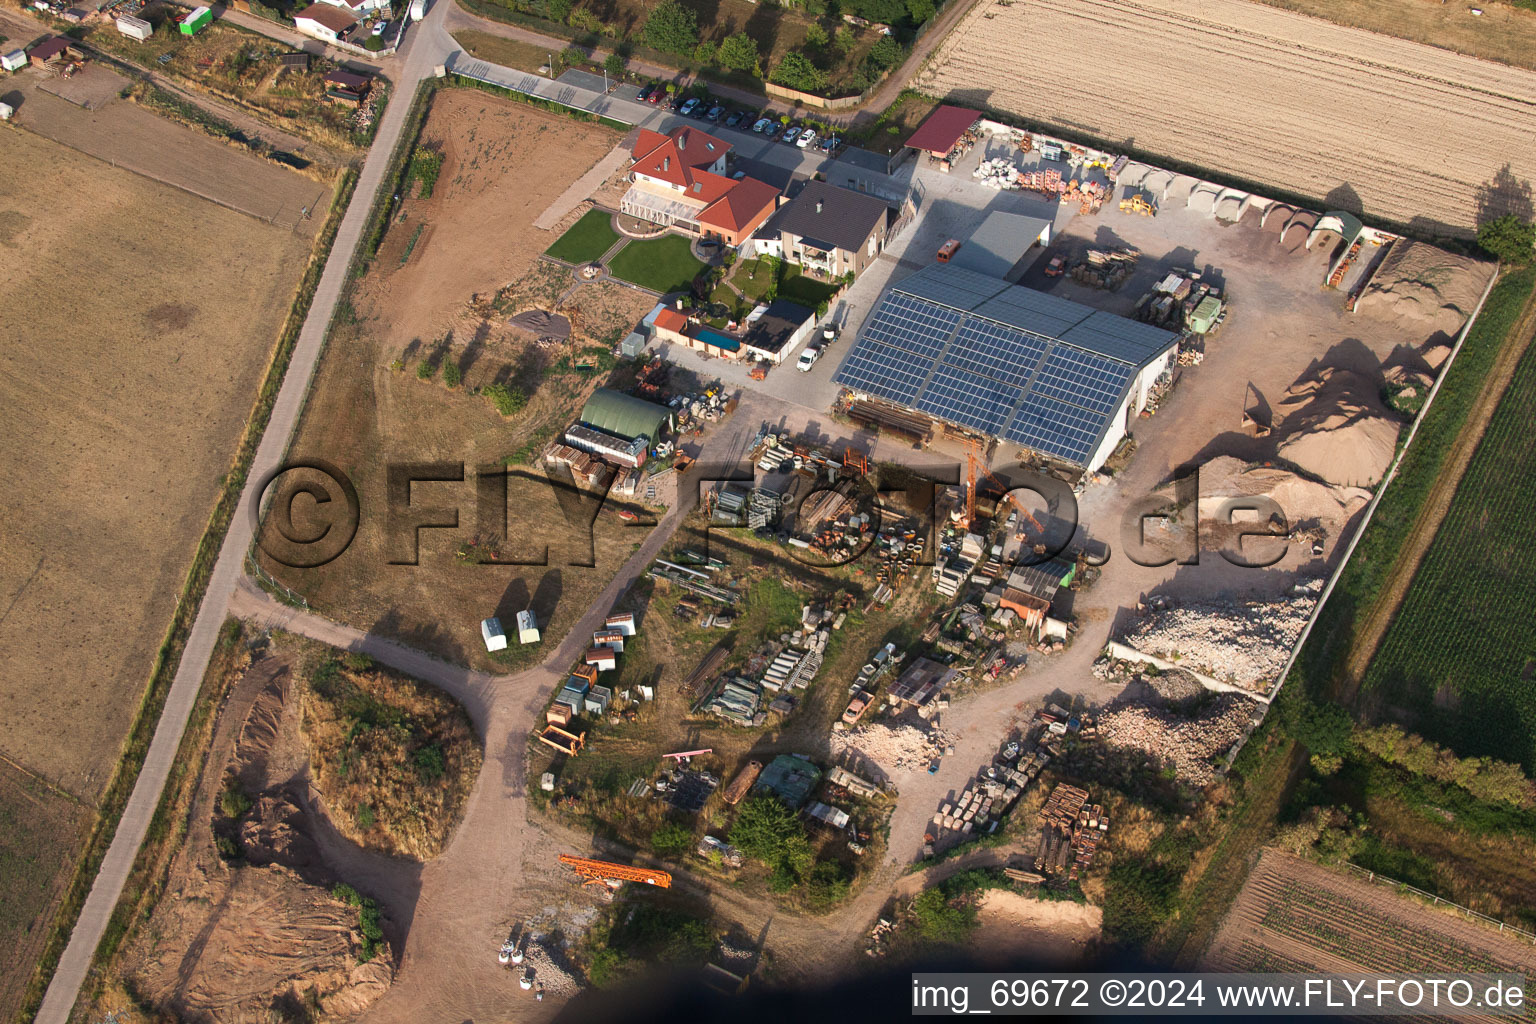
left=261, top=89, right=656, bottom=672
left=916, top=0, right=1536, bottom=236
left=1207, top=850, right=1536, bottom=1018
left=0, top=129, right=313, bottom=1020
left=1252, top=0, right=1536, bottom=73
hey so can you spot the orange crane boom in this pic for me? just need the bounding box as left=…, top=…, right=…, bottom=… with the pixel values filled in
left=558, top=854, right=672, bottom=888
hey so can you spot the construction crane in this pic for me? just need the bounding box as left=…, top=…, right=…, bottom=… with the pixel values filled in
left=558, top=854, right=672, bottom=889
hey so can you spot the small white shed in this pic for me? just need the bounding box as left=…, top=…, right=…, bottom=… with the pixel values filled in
left=116, top=15, right=152, bottom=40
left=481, top=617, right=508, bottom=652
left=516, top=609, right=541, bottom=645
left=1, top=49, right=26, bottom=72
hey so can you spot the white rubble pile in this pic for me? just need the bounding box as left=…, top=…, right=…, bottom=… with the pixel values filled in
left=1118, top=579, right=1323, bottom=692
left=1097, top=693, right=1261, bottom=787
left=972, top=156, right=1019, bottom=189
left=830, top=721, right=952, bottom=777
left=524, top=940, right=579, bottom=995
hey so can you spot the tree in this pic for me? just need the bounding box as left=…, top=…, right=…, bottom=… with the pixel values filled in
left=804, top=21, right=829, bottom=48
left=642, top=0, right=699, bottom=57
left=905, top=0, right=934, bottom=22
left=604, top=51, right=625, bottom=77
left=718, top=31, right=761, bottom=75
left=866, top=34, right=902, bottom=70
left=769, top=50, right=829, bottom=94
left=692, top=39, right=716, bottom=65
left=910, top=888, right=977, bottom=944
left=730, top=794, right=813, bottom=883
left=851, top=0, right=904, bottom=23
left=441, top=361, right=462, bottom=387
left=834, top=24, right=855, bottom=52
left=1477, top=214, right=1536, bottom=264
left=545, top=0, right=572, bottom=21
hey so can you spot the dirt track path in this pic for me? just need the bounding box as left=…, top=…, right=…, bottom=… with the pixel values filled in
left=1338, top=278, right=1536, bottom=698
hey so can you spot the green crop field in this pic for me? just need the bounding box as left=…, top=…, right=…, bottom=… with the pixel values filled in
left=607, top=235, right=705, bottom=294
left=545, top=208, right=620, bottom=265
left=1362, top=313, right=1536, bottom=770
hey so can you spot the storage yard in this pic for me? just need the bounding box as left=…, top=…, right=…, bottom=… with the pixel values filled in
left=916, top=0, right=1536, bottom=234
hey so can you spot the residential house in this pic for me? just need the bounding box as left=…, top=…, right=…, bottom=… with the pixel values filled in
left=622, top=126, right=779, bottom=245
left=293, top=3, right=358, bottom=42
left=650, top=307, right=743, bottom=360
left=763, top=179, right=891, bottom=279
left=315, top=0, right=389, bottom=15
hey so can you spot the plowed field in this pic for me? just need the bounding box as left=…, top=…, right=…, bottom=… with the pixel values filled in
left=1207, top=849, right=1536, bottom=1021
left=916, top=0, right=1536, bottom=236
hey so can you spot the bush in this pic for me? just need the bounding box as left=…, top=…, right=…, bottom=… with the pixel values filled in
left=545, top=0, right=571, bottom=20
left=219, top=781, right=253, bottom=819
left=215, top=835, right=242, bottom=861
left=483, top=382, right=526, bottom=416
left=718, top=31, right=761, bottom=75
left=357, top=802, right=376, bottom=828
left=442, top=361, right=462, bottom=388
left=1478, top=214, right=1536, bottom=264
left=651, top=820, right=693, bottom=855
left=414, top=744, right=446, bottom=780
left=770, top=51, right=830, bottom=94
left=416, top=358, right=437, bottom=380
left=910, top=888, right=976, bottom=944
left=604, top=52, right=624, bottom=77
left=730, top=794, right=813, bottom=884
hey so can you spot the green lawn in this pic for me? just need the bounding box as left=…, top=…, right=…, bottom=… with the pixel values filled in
left=778, top=266, right=841, bottom=310
left=607, top=235, right=706, bottom=294
left=545, top=208, right=620, bottom=264
left=729, top=259, right=841, bottom=311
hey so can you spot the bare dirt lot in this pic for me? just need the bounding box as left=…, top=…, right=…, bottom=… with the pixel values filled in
left=0, top=129, right=313, bottom=1020
left=9, top=70, right=330, bottom=230
left=1252, top=0, right=1536, bottom=74
left=916, top=0, right=1536, bottom=235
left=1207, top=849, right=1536, bottom=1014
left=262, top=88, right=655, bottom=672
left=972, top=889, right=1101, bottom=964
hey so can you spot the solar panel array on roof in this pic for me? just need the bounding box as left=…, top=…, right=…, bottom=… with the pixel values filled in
left=833, top=264, right=1177, bottom=465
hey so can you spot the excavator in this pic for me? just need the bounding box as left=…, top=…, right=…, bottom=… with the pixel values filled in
left=558, top=854, right=672, bottom=891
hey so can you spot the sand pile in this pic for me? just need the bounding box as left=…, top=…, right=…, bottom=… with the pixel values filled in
left=1098, top=691, right=1261, bottom=786
left=1272, top=367, right=1400, bottom=487
left=830, top=721, right=951, bottom=778
left=1357, top=241, right=1492, bottom=336
left=1196, top=456, right=1370, bottom=531
left=1116, top=578, right=1324, bottom=693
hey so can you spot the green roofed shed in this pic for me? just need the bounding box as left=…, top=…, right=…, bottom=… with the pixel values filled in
left=579, top=388, right=672, bottom=446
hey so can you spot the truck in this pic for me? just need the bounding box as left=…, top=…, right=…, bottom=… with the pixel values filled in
left=409, top=0, right=426, bottom=19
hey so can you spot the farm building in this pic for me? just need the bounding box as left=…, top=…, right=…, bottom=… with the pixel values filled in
left=1, top=49, right=25, bottom=71
left=742, top=300, right=816, bottom=365
left=564, top=422, right=648, bottom=469
left=293, top=3, right=358, bottom=42
left=323, top=69, right=371, bottom=105
left=833, top=263, right=1178, bottom=472
left=27, top=37, right=80, bottom=67
left=947, top=211, right=1053, bottom=282
left=579, top=387, right=672, bottom=447
left=904, top=104, right=981, bottom=160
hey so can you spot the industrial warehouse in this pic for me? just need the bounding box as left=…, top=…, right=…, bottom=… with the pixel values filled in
left=833, top=261, right=1178, bottom=471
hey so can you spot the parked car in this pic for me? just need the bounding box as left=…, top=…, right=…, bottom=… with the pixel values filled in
left=371, top=20, right=387, bottom=35
left=706, top=104, right=724, bottom=121
left=725, top=109, right=746, bottom=128
left=795, top=129, right=817, bottom=149
left=679, top=97, right=701, bottom=116
left=751, top=117, right=772, bottom=133
left=820, top=135, right=840, bottom=153
left=636, top=82, right=656, bottom=102
left=781, top=127, right=801, bottom=145
left=762, top=122, right=783, bottom=139
left=796, top=345, right=821, bottom=372
left=648, top=87, right=666, bottom=104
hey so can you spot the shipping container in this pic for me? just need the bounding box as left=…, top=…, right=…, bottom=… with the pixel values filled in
left=115, top=14, right=152, bottom=39
left=180, top=6, right=211, bottom=34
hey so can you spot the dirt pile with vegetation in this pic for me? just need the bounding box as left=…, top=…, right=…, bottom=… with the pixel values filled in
left=299, top=655, right=482, bottom=861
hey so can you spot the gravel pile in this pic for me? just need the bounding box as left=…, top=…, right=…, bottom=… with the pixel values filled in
left=525, top=940, right=579, bottom=996
left=1119, top=579, right=1322, bottom=692
left=1098, top=694, right=1261, bottom=786
left=830, top=721, right=951, bottom=778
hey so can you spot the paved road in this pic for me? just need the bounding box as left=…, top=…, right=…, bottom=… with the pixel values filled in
left=32, top=4, right=457, bottom=1022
